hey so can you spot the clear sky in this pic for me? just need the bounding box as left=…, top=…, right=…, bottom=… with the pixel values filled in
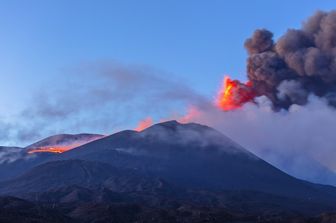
left=0, top=0, right=335, bottom=140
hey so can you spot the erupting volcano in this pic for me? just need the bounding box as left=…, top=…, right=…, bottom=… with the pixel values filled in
left=216, top=76, right=256, bottom=111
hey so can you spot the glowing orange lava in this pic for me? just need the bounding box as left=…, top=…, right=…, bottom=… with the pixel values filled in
left=27, top=135, right=105, bottom=154
left=134, top=117, right=153, bottom=131
left=27, top=145, right=75, bottom=154
left=216, top=76, right=255, bottom=111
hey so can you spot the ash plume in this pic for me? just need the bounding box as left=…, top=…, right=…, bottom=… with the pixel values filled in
left=244, top=10, right=336, bottom=109
left=179, top=10, right=336, bottom=185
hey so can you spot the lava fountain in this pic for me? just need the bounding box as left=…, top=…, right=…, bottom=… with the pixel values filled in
left=216, top=76, right=255, bottom=111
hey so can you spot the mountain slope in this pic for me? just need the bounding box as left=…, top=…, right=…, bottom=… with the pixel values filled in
left=0, top=121, right=336, bottom=216
left=0, top=159, right=334, bottom=216
left=0, top=146, right=24, bottom=164
left=56, top=121, right=336, bottom=203
left=0, top=160, right=172, bottom=196
left=0, top=133, right=104, bottom=181
left=0, top=196, right=72, bottom=223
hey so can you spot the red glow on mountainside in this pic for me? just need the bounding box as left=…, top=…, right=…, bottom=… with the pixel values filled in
left=134, top=117, right=153, bottom=131
left=179, top=106, right=201, bottom=123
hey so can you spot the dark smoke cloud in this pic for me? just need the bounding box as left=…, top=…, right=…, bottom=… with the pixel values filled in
left=244, top=29, right=274, bottom=55
left=245, top=10, right=336, bottom=109
left=179, top=11, right=336, bottom=185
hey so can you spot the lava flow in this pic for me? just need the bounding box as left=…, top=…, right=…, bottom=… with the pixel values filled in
left=27, top=145, right=77, bottom=154
left=216, top=76, right=255, bottom=111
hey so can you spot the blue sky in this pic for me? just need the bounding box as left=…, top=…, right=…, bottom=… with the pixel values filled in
left=0, top=0, right=335, bottom=136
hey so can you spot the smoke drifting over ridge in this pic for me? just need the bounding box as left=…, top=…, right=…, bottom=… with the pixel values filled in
left=0, top=62, right=207, bottom=146
left=230, top=10, right=336, bottom=109
left=180, top=96, right=336, bottom=185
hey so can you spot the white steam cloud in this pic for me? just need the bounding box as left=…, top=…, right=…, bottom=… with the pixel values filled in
left=182, top=95, right=336, bottom=185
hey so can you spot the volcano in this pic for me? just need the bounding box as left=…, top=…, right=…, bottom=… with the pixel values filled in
left=0, top=121, right=335, bottom=222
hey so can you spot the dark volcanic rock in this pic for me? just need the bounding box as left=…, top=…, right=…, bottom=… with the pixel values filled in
left=0, top=196, right=73, bottom=223
left=0, top=121, right=336, bottom=220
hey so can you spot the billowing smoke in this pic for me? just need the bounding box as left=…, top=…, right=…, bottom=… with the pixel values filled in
left=230, top=10, right=336, bottom=109
left=181, top=10, right=336, bottom=185
left=180, top=95, right=336, bottom=185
